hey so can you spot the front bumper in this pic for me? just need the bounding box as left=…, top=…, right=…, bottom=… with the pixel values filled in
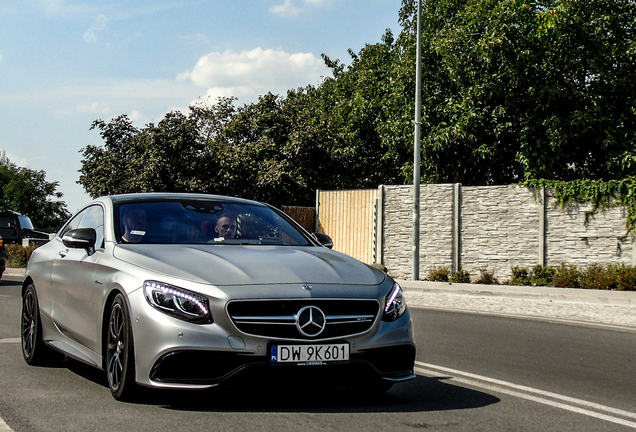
left=127, top=286, right=416, bottom=389
left=149, top=344, right=416, bottom=387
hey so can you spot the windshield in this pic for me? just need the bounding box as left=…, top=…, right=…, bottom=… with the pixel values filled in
left=117, top=199, right=311, bottom=246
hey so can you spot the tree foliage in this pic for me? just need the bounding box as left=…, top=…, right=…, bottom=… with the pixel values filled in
left=398, top=0, right=636, bottom=184
left=79, top=0, right=636, bottom=206
left=0, top=163, right=70, bottom=231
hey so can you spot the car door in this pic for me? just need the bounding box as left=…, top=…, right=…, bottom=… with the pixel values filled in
left=50, top=205, right=105, bottom=353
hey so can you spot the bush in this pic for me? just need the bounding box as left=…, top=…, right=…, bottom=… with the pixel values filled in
left=510, top=266, right=530, bottom=285
left=427, top=266, right=450, bottom=282
left=530, top=265, right=555, bottom=286
left=449, top=269, right=471, bottom=283
left=614, top=264, right=636, bottom=291
left=474, top=267, right=499, bottom=285
left=6, top=244, right=37, bottom=268
left=552, top=263, right=580, bottom=288
left=579, top=263, right=616, bottom=290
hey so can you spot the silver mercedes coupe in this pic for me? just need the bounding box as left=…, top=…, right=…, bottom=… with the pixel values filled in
left=21, top=193, right=415, bottom=401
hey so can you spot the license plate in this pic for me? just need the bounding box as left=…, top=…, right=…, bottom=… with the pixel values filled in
left=270, top=343, right=349, bottom=365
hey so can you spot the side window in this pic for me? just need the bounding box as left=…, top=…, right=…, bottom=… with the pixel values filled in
left=78, top=206, right=105, bottom=249
left=59, top=209, right=86, bottom=238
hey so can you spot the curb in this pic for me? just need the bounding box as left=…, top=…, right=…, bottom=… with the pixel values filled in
left=2, top=268, right=26, bottom=277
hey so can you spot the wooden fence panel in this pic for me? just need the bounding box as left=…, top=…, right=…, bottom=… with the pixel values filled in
left=281, top=206, right=315, bottom=233
left=318, top=189, right=377, bottom=264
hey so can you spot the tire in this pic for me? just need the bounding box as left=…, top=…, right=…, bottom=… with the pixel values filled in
left=106, top=294, right=138, bottom=401
left=21, top=284, right=65, bottom=366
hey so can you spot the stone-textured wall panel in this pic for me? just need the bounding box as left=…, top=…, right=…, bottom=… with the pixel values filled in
left=460, top=185, right=541, bottom=281
left=382, top=184, right=454, bottom=278
left=545, top=198, right=633, bottom=267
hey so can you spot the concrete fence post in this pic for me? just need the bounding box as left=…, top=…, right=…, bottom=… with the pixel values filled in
left=539, top=187, right=546, bottom=266
left=452, top=183, right=462, bottom=273
left=376, top=185, right=385, bottom=265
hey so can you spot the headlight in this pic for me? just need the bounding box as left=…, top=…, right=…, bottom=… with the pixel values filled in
left=144, top=281, right=213, bottom=324
left=383, top=282, right=407, bottom=322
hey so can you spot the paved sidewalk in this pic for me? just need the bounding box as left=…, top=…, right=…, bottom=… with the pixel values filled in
left=399, top=279, right=636, bottom=330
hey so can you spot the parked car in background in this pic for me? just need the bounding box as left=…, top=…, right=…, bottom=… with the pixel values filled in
left=0, top=211, right=50, bottom=245
left=21, top=193, right=416, bottom=401
left=0, top=235, right=5, bottom=278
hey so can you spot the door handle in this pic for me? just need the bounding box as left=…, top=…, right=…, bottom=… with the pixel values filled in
left=58, top=250, right=68, bottom=258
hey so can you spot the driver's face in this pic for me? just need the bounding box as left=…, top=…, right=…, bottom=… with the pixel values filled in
left=124, top=209, right=146, bottom=231
left=215, top=216, right=237, bottom=238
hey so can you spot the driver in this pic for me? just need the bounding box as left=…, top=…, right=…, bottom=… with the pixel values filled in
left=121, top=207, right=147, bottom=243
left=215, top=213, right=237, bottom=239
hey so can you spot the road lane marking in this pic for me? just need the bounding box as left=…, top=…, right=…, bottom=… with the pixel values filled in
left=0, top=417, right=14, bottom=432
left=0, top=339, right=19, bottom=344
left=416, top=361, right=636, bottom=429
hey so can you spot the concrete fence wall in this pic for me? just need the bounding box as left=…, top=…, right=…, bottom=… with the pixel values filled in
left=317, top=184, right=635, bottom=281
left=379, top=184, right=635, bottom=281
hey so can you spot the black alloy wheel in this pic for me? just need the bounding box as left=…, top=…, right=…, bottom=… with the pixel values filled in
left=21, top=283, right=64, bottom=365
left=106, top=294, right=138, bottom=401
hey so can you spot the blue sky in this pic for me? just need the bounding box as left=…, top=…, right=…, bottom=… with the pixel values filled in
left=0, top=0, right=403, bottom=213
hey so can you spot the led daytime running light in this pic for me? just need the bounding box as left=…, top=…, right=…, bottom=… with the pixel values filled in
left=144, top=281, right=212, bottom=323
left=147, top=281, right=209, bottom=316
left=383, top=282, right=406, bottom=322
left=385, top=286, right=402, bottom=313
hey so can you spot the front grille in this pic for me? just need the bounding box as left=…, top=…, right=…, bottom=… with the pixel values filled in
left=227, top=299, right=381, bottom=340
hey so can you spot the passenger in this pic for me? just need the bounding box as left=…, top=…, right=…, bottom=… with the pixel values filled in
left=121, top=207, right=147, bottom=243
left=215, top=213, right=237, bottom=239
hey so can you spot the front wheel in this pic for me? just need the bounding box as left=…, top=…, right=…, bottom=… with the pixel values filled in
left=106, top=294, right=138, bottom=401
left=21, top=284, right=65, bottom=366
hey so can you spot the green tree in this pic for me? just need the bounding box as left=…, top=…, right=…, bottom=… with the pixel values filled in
left=80, top=112, right=213, bottom=197
left=79, top=115, right=140, bottom=197
left=0, top=163, right=70, bottom=231
left=395, top=0, right=636, bottom=184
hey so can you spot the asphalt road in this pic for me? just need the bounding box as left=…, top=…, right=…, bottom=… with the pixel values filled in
left=1, top=275, right=635, bottom=431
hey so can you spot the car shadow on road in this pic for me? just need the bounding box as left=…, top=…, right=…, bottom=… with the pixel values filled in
left=63, top=357, right=500, bottom=414
left=151, top=375, right=500, bottom=414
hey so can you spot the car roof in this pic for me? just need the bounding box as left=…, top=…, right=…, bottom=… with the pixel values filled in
left=98, top=192, right=266, bottom=207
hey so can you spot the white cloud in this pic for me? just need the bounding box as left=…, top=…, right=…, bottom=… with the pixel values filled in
left=181, top=47, right=329, bottom=102
left=77, top=102, right=111, bottom=114
left=270, top=0, right=301, bottom=17
left=4, top=151, right=28, bottom=168
left=83, top=14, right=107, bottom=43
left=129, top=110, right=145, bottom=122
left=0, top=53, right=3, bottom=62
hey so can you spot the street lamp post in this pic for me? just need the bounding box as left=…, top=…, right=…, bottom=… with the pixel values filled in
left=412, top=0, right=423, bottom=281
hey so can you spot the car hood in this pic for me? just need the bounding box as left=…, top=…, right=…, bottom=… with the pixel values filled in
left=113, top=244, right=386, bottom=286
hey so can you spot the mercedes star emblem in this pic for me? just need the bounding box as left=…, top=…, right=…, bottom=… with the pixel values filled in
left=295, top=305, right=326, bottom=337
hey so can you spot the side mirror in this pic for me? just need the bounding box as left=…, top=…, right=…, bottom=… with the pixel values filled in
left=312, top=232, right=334, bottom=249
left=62, top=228, right=97, bottom=255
